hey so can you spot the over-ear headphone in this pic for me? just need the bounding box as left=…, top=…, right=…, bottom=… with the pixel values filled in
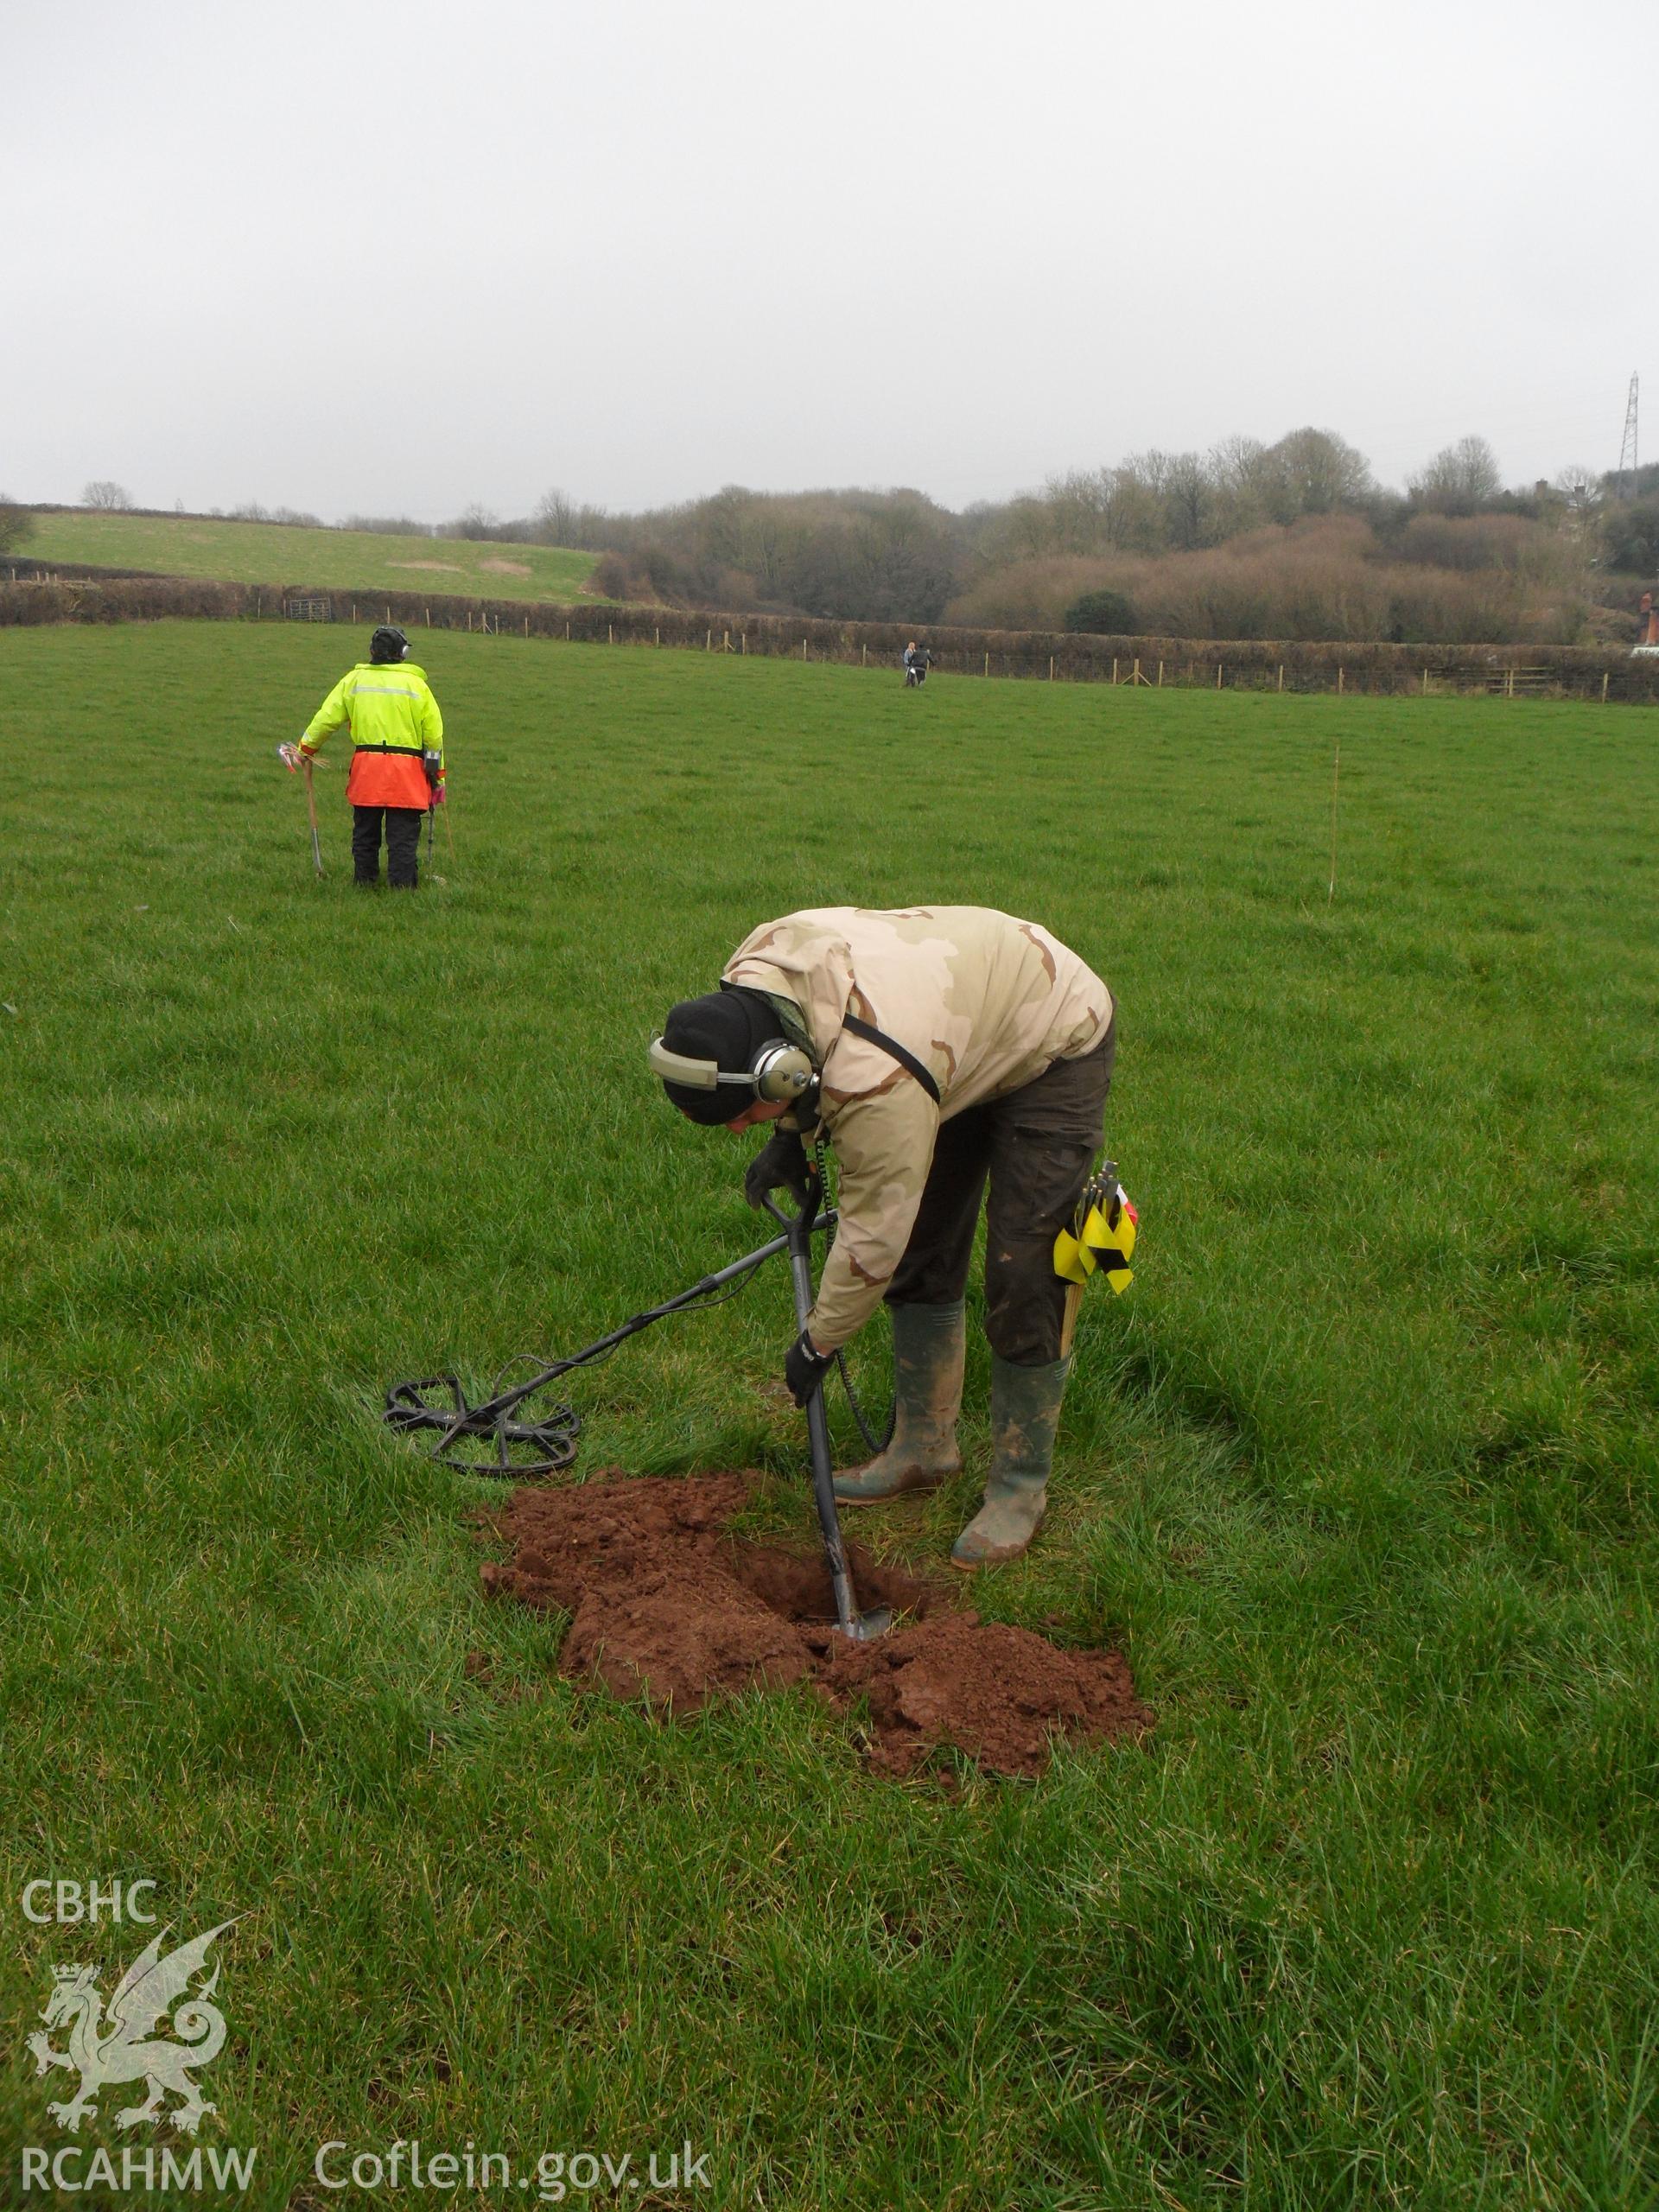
left=648, top=1033, right=816, bottom=1102
left=751, top=1040, right=817, bottom=1101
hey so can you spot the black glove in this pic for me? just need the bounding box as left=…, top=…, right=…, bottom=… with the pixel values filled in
left=743, top=1127, right=811, bottom=1211
left=784, top=1329, right=834, bottom=1408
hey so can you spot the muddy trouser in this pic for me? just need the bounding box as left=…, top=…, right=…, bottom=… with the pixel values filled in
left=352, top=804, right=424, bottom=888
left=885, top=1018, right=1116, bottom=1366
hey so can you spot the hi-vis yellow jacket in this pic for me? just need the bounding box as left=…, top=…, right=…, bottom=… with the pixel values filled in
left=301, top=662, right=444, bottom=810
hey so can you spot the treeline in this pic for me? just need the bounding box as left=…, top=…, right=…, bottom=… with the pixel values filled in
left=12, top=428, right=1659, bottom=644
left=950, top=514, right=1599, bottom=646
left=505, top=430, right=1659, bottom=644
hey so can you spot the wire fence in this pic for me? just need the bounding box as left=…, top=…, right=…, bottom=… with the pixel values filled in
left=4, top=568, right=1658, bottom=705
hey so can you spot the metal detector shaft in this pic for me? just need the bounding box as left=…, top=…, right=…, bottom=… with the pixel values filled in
left=463, top=1224, right=817, bottom=1426
left=773, top=1183, right=878, bottom=1642
left=302, top=755, right=323, bottom=878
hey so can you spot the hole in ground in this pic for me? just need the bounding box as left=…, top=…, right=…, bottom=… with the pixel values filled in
left=479, top=1471, right=1151, bottom=1779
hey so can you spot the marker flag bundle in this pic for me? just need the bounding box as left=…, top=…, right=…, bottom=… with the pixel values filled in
left=1053, top=1168, right=1137, bottom=1294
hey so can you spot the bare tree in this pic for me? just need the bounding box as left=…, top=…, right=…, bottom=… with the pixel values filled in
left=1102, top=466, right=1168, bottom=553
left=441, top=502, right=501, bottom=540
left=1552, top=464, right=1602, bottom=523
left=1264, top=428, right=1374, bottom=518
left=1409, top=436, right=1503, bottom=517
left=533, top=487, right=576, bottom=544
left=1161, top=451, right=1216, bottom=550
left=82, top=480, right=134, bottom=510
left=1207, top=435, right=1276, bottom=532
left=1118, top=448, right=1177, bottom=499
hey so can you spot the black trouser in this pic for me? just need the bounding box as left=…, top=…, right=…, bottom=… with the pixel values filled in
left=886, top=1019, right=1116, bottom=1365
left=352, top=805, right=424, bottom=888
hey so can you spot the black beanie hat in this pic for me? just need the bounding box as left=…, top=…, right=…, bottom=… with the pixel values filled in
left=658, top=984, right=781, bottom=1124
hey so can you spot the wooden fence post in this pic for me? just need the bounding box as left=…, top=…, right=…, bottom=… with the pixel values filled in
left=608, top=623, right=614, bottom=645
left=1216, top=664, right=1223, bottom=690
left=1157, top=660, right=1164, bottom=687
left=1337, top=666, right=1344, bottom=695
left=1277, top=665, right=1284, bottom=691
left=1601, top=671, right=1609, bottom=702
left=984, top=651, right=990, bottom=677
left=1421, top=668, right=1427, bottom=696
left=1048, top=654, right=1054, bottom=681
left=1111, top=658, right=1118, bottom=684
left=803, top=639, right=808, bottom=661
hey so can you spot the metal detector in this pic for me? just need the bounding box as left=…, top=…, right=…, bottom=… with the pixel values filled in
left=385, top=1182, right=893, bottom=1640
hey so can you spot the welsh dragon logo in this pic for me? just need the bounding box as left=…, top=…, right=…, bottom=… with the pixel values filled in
left=28, top=1921, right=237, bottom=2136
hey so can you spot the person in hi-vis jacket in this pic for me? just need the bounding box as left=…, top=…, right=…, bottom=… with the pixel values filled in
left=299, top=626, right=444, bottom=888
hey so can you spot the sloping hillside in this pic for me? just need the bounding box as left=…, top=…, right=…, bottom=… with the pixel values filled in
left=20, top=511, right=598, bottom=604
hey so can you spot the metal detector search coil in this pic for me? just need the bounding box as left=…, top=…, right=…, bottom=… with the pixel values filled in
left=384, top=1373, right=581, bottom=1478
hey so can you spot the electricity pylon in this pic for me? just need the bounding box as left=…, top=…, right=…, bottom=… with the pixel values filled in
left=1618, top=373, right=1639, bottom=501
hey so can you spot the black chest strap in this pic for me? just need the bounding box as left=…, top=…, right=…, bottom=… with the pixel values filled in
left=840, top=1014, right=942, bottom=1105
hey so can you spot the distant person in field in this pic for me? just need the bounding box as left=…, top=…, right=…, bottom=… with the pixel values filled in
left=298, top=626, right=445, bottom=889
left=650, top=907, right=1117, bottom=1570
left=902, top=641, right=932, bottom=688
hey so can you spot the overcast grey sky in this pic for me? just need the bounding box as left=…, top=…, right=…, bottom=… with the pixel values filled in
left=4, top=0, right=1649, bottom=522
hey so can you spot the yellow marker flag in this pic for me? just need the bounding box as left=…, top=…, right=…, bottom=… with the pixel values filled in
left=1053, top=1177, right=1137, bottom=1294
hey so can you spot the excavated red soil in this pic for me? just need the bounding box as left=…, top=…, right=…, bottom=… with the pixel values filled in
left=479, top=1471, right=1151, bottom=1778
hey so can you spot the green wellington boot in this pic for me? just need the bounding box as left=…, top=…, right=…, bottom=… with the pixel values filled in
left=950, top=1354, right=1071, bottom=1570
left=834, top=1300, right=965, bottom=1505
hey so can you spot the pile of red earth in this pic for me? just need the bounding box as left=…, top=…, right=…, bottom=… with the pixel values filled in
left=479, top=1471, right=1151, bottom=1778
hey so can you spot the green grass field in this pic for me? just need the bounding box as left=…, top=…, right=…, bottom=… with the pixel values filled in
left=3, top=620, right=1656, bottom=2208
left=18, top=512, right=598, bottom=605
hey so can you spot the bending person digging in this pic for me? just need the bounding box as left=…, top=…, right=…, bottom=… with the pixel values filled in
left=651, top=907, right=1116, bottom=1569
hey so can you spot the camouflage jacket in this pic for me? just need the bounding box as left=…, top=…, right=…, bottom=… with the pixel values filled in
left=724, top=907, right=1113, bottom=1348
